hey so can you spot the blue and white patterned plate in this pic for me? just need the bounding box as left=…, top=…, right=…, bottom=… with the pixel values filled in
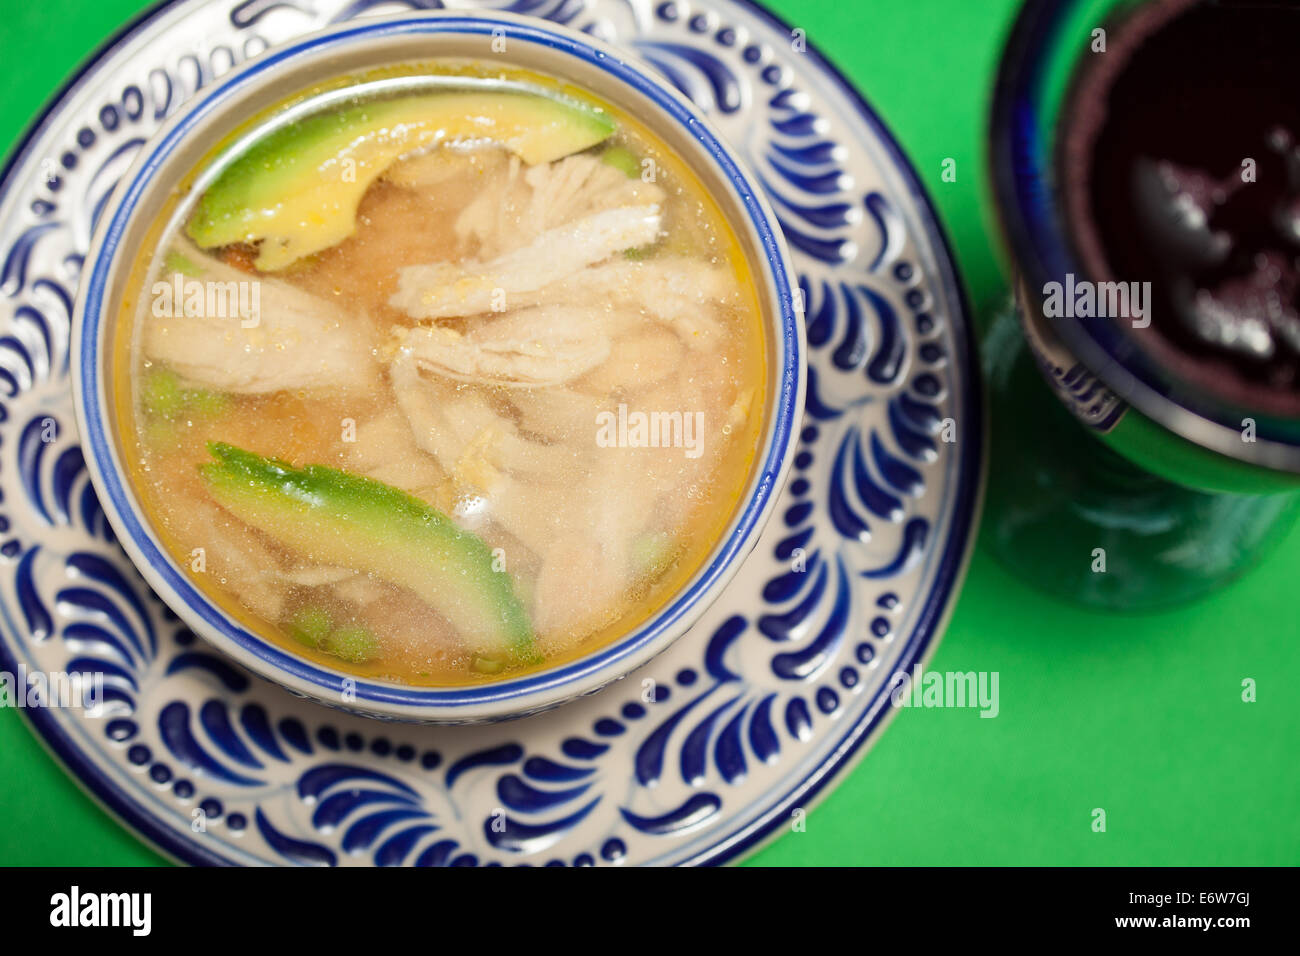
left=0, top=0, right=981, bottom=866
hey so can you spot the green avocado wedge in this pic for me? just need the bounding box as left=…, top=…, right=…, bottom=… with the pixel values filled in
left=199, top=443, right=536, bottom=664
left=187, top=89, right=616, bottom=271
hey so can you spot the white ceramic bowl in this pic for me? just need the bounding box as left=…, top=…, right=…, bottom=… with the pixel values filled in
left=71, top=10, right=805, bottom=723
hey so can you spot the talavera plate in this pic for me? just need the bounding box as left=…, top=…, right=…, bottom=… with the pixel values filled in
left=0, top=0, right=981, bottom=865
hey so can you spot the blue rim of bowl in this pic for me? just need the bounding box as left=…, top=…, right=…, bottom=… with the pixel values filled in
left=77, top=13, right=803, bottom=712
left=1, top=0, right=983, bottom=866
left=989, top=0, right=1300, bottom=471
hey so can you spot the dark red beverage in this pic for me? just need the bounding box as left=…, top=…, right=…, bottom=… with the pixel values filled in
left=1060, top=0, right=1300, bottom=417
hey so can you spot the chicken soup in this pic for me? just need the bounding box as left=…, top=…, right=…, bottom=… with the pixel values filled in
left=114, top=64, right=768, bottom=685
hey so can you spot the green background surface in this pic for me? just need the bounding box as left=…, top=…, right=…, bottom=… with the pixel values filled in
left=0, top=0, right=1296, bottom=867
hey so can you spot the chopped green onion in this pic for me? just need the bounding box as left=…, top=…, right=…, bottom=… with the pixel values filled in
left=472, top=655, right=506, bottom=675
left=142, top=368, right=186, bottom=419
left=288, top=606, right=333, bottom=649
left=326, top=625, right=379, bottom=664
left=163, top=249, right=202, bottom=277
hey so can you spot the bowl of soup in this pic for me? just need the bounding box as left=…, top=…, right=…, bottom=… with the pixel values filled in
left=71, top=11, right=804, bottom=722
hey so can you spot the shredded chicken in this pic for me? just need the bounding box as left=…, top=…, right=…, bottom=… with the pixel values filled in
left=167, top=502, right=287, bottom=620
left=333, top=574, right=391, bottom=607
left=576, top=324, right=684, bottom=395
left=389, top=204, right=662, bottom=320
left=530, top=460, right=644, bottom=637
left=390, top=351, right=577, bottom=486
left=515, top=257, right=737, bottom=346
left=397, top=306, right=613, bottom=388
left=399, top=256, right=734, bottom=349
left=281, top=566, right=357, bottom=587
left=456, top=153, right=665, bottom=258
left=511, top=388, right=611, bottom=443
left=343, top=407, right=446, bottom=493
left=144, top=242, right=376, bottom=394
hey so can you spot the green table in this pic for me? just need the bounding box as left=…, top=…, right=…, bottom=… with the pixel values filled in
left=1, top=0, right=1296, bottom=867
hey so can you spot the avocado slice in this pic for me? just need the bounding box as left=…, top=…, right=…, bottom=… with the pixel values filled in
left=286, top=606, right=380, bottom=665
left=187, top=89, right=616, bottom=271
left=200, top=443, right=535, bottom=663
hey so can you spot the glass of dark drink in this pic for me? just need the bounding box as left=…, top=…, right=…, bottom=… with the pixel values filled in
left=988, top=0, right=1300, bottom=609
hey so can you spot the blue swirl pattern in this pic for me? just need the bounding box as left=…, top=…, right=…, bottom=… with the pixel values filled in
left=0, top=0, right=976, bottom=866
